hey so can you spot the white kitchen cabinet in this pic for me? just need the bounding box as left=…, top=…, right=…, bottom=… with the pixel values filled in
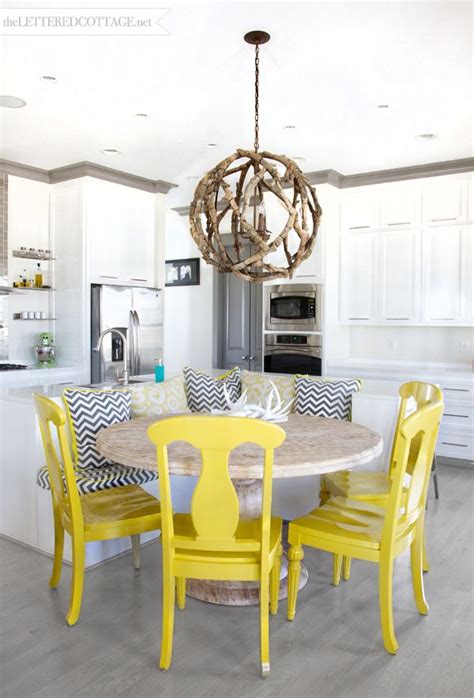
left=340, top=231, right=377, bottom=321
left=379, top=229, right=420, bottom=321
left=421, top=176, right=468, bottom=224
left=422, top=226, right=469, bottom=322
left=87, top=179, right=155, bottom=286
left=122, top=188, right=154, bottom=284
left=379, top=182, right=419, bottom=228
left=87, top=179, right=122, bottom=281
left=340, top=189, right=378, bottom=231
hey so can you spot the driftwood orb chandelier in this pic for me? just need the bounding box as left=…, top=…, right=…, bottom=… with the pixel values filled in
left=189, top=30, right=322, bottom=283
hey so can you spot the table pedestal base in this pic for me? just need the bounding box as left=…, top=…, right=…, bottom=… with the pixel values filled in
left=185, top=478, right=309, bottom=606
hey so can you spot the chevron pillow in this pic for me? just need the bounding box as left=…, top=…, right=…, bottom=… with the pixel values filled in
left=184, top=367, right=241, bottom=412
left=295, top=377, right=361, bottom=421
left=63, top=389, right=132, bottom=469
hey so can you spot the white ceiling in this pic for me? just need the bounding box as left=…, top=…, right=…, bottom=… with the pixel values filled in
left=0, top=1, right=472, bottom=206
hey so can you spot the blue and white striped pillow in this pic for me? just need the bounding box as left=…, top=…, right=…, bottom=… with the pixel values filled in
left=63, top=389, right=131, bottom=469
left=183, top=367, right=241, bottom=413
left=295, top=377, right=361, bottom=421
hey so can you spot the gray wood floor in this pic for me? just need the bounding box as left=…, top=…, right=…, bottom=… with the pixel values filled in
left=1, top=464, right=473, bottom=698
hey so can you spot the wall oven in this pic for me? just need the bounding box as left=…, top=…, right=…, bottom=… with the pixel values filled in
left=264, top=283, right=322, bottom=332
left=264, top=334, right=322, bottom=376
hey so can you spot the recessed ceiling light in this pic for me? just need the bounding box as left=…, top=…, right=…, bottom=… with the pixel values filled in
left=206, top=143, right=217, bottom=148
left=416, top=133, right=437, bottom=141
left=0, top=95, right=27, bottom=108
left=136, top=112, right=148, bottom=118
left=41, top=75, right=57, bottom=83
left=100, top=148, right=121, bottom=156
left=377, top=104, right=389, bottom=109
left=283, top=125, right=296, bottom=129
left=292, top=156, right=306, bottom=162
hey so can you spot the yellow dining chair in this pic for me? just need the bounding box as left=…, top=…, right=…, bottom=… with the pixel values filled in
left=147, top=415, right=286, bottom=677
left=34, top=393, right=162, bottom=626
left=320, top=381, right=443, bottom=583
left=287, top=397, right=444, bottom=654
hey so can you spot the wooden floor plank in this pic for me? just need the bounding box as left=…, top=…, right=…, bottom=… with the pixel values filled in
left=1, top=464, right=473, bottom=698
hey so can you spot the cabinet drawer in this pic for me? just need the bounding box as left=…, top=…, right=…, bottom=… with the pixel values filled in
left=441, top=405, right=474, bottom=429
left=436, top=430, right=473, bottom=460
left=440, top=382, right=473, bottom=402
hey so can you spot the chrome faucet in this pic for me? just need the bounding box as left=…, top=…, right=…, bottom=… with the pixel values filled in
left=94, top=328, right=129, bottom=386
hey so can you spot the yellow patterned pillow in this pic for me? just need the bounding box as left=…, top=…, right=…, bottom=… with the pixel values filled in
left=241, top=370, right=296, bottom=412
left=128, top=376, right=190, bottom=417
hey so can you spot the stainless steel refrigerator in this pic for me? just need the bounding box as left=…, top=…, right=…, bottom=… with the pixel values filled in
left=91, top=284, right=163, bottom=383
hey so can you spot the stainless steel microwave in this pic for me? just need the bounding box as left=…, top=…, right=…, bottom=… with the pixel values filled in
left=264, top=283, right=322, bottom=332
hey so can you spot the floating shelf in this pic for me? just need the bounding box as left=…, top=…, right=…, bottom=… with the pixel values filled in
left=12, top=251, right=55, bottom=261
left=13, top=314, right=56, bottom=321
left=12, top=286, right=54, bottom=291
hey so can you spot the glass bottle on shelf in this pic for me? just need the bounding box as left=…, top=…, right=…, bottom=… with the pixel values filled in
left=35, top=263, right=43, bottom=288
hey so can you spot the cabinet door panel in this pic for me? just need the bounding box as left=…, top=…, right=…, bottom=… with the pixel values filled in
left=379, top=184, right=419, bottom=227
left=87, top=180, right=121, bottom=280
left=422, top=177, right=467, bottom=224
left=423, top=227, right=467, bottom=321
left=340, top=232, right=377, bottom=321
left=341, top=190, right=377, bottom=230
left=123, top=189, right=154, bottom=285
left=380, top=230, right=419, bottom=321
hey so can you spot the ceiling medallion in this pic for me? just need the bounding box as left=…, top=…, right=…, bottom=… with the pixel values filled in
left=189, top=31, right=322, bottom=283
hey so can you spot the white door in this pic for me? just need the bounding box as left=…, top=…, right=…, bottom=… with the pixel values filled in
left=380, top=229, right=420, bottom=321
left=340, top=232, right=377, bottom=321
left=423, top=226, right=468, bottom=322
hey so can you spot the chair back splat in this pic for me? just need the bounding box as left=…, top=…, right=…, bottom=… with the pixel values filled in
left=34, top=393, right=83, bottom=529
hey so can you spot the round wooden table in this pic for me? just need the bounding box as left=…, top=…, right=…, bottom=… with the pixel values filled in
left=97, top=414, right=383, bottom=606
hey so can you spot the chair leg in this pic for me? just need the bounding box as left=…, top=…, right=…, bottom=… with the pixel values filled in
left=319, top=477, right=330, bottom=505
left=270, top=544, right=283, bottom=616
left=66, top=532, right=85, bottom=626
left=422, top=528, right=430, bottom=573
left=379, top=552, right=398, bottom=654
left=176, top=577, right=186, bottom=610
left=287, top=544, right=304, bottom=621
left=49, top=504, right=64, bottom=589
left=131, top=534, right=141, bottom=570
left=159, top=570, right=175, bottom=671
left=260, top=575, right=270, bottom=678
left=332, top=554, right=342, bottom=586
left=411, top=523, right=429, bottom=615
left=343, top=556, right=352, bottom=581
left=432, top=455, right=439, bottom=500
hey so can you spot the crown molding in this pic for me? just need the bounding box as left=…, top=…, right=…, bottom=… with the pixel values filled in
left=173, top=157, right=474, bottom=216
left=0, top=158, right=177, bottom=194
left=0, top=159, right=50, bottom=183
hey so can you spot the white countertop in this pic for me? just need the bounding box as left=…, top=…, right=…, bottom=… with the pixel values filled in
left=327, top=359, right=473, bottom=383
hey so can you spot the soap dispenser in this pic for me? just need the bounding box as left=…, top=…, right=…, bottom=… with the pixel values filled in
left=155, top=358, right=165, bottom=383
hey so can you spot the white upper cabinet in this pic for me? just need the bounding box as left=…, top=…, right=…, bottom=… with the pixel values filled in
left=340, top=232, right=377, bottom=321
left=122, top=188, right=154, bottom=284
left=339, top=174, right=472, bottom=326
left=87, top=179, right=155, bottom=286
left=340, top=189, right=378, bottom=230
left=379, top=229, right=420, bottom=321
left=423, top=226, right=469, bottom=322
left=379, top=182, right=420, bottom=228
left=421, top=176, right=469, bottom=224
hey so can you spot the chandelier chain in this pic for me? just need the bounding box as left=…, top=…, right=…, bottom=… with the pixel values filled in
left=254, top=44, right=260, bottom=152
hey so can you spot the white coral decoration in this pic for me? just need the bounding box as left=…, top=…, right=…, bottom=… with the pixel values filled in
left=211, top=382, right=293, bottom=423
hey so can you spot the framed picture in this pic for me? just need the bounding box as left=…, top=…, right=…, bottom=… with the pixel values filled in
left=165, top=257, right=200, bottom=287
